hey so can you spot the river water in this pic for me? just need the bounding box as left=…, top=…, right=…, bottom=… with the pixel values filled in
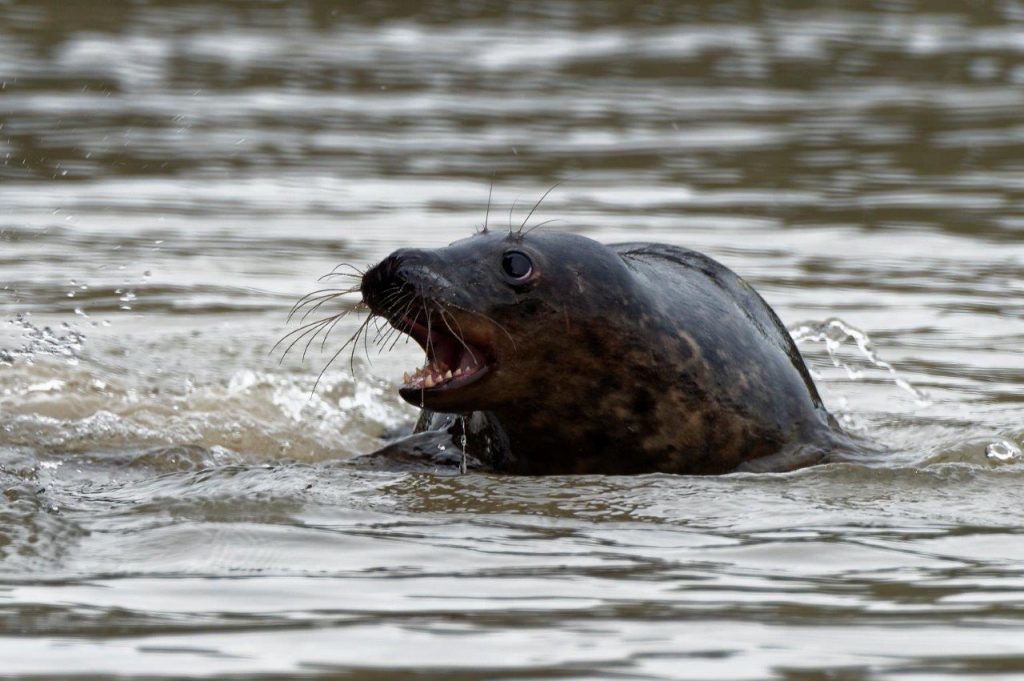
left=1, top=1, right=1023, bottom=679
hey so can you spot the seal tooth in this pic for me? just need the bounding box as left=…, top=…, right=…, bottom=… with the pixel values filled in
left=424, top=375, right=435, bottom=388
left=444, top=370, right=453, bottom=380
left=454, top=368, right=463, bottom=376
left=403, top=372, right=410, bottom=384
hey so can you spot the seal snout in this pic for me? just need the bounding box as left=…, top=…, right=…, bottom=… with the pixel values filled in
left=361, top=248, right=495, bottom=406
left=359, top=250, right=408, bottom=314
left=361, top=249, right=457, bottom=314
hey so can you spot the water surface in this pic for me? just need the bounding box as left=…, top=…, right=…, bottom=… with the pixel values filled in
left=1, top=1, right=1023, bottom=678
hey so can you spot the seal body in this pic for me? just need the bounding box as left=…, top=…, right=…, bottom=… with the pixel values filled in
left=357, top=231, right=838, bottom=475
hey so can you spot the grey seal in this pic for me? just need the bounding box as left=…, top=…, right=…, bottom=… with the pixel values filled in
left=350, top=230, right=841, bottom=475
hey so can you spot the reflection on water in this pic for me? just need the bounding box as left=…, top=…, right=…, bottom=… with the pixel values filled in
left=1, top=1, right=1023, bottom=678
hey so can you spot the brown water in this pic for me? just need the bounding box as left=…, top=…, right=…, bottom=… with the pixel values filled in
left=2, top=1, right=1023, bottom=678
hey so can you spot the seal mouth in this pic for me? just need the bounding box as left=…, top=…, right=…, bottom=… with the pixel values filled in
left=394, top=309, right=493, bottom=397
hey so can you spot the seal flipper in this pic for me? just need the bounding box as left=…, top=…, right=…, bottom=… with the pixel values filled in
left=348, top=409, right=512, bottom=474
left=347, top=429, right=484, bottom=474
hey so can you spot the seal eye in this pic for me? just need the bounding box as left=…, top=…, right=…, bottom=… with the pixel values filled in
left=501, top=251, right=533, bottom=281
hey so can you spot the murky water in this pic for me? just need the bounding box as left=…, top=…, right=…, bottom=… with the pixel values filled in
left=2, top=1, right=1023, bottom=678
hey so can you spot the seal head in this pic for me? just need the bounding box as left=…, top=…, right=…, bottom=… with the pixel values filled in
left=360, top=231, right=837, bottom=475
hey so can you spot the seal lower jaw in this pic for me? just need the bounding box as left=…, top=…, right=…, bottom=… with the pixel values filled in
left=398, top=364, right=491, bottom=402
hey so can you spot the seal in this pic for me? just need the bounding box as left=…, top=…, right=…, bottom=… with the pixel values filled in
left=354, top=230, right=840, bottom=475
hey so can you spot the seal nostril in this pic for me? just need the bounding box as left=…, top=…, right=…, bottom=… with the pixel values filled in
left=362, top=250, right=434, bottom=313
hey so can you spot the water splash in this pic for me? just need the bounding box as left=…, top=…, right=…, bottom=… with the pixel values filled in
left=791, top=318, right=929, bottom=407
left=2, top=357, right=411, bottom=461
left=986, top=439, right=1022, bottom=463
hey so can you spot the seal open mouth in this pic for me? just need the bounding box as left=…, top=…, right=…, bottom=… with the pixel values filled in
left=395, top=310, right=492, bottom=396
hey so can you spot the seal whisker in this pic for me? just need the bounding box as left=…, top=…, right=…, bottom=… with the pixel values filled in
left=379, top=291, right=415, bottom=341
left=421, top=297, right=437, bottom=403
left=522, top=217, right=564, bottom=237
left=366, top=289, right=412, bottom=333
left=507, top=195, right=520, bottom=234
left=385, top=324, right=410, bottom=352
left=297, top=291, right=359, bottom=323
left=317, top=271, right=364, bottom=282
left=275, top=316, right=335, bottom=362
left=319, top=308, right=355, bottom=352
left=438, top=307, right=478, bottom=364
left=302, top=320, right=336, bottom=360
left=481, top=176, right=494, bottom=235
left=375, top=291, right=416, bottom=346
left=451, top=303, right=518, bottom=350
left=518, top=183, right=561, bottom=234
left=375, top=323, right=399, bottom=352
left=332, top=310, right=373, bottom=368
left=361, top=312, right=379, bottom=364
left=288, top=287, right=357, bottom=322
left=289, top=288, right=338, bottom=313
left=384, top=295, right=418, bottom=352
left=303, top=311, right=352, bottom=361
left=373, top=289, right=409, bottom=322
left=311, top=301, right=368, bottom=354
left=423, top=297, right=435, bottom=364
left=323, top=262, right=366, bottom=279
left=273, top=312, right=337, bottom=353
left=370, top=316, right=394, bottom=344
left=310, top=311, right=374, bottom=393
left=277, top=294, right=365, bottom=361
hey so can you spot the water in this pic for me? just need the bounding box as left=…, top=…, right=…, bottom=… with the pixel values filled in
left=1, top=1, right=1023, bottom=678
